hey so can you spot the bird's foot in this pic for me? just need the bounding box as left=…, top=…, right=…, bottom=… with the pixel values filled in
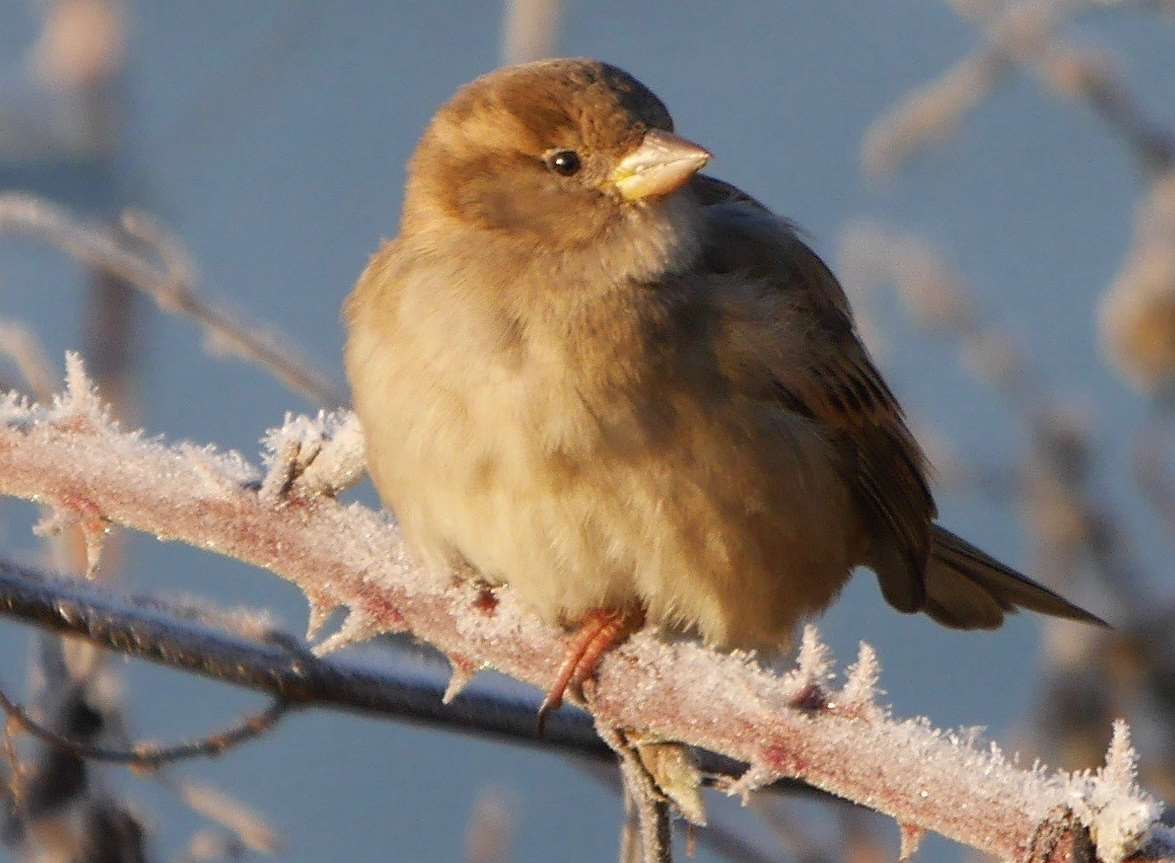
left=537, top=607, right=642, bottom=736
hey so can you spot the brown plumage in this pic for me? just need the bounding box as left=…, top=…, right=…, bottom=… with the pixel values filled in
left=345, top=59, right=1104, bottom=665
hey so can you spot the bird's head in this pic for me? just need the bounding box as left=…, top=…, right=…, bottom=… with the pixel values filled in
left=402, top=59, right=711, bottom=252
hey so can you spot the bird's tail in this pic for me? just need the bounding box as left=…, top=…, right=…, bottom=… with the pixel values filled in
left=922, top=525, right=1107, bottom=629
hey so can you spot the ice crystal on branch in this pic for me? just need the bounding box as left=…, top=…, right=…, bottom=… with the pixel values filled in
left=260, top=410, right=366, bottom=502
left=790, top=625, right=833, bottom=688
left=839, top=641, right=883, bottom=717
left=1065, top=720, right=1162, bottom=863
left=52, top=351, right=110, bottom=428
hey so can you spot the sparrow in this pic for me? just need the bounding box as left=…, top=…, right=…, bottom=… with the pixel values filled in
left=344, top=59, right=1103, bottom=718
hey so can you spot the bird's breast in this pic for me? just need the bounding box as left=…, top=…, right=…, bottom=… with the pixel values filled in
left=347, top=260, right=860, bottom=651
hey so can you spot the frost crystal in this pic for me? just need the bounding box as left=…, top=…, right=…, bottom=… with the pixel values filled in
left=0, top=391, right=28, bottom=424
left=788, top=624, right=834, bottom=689
left=293, top=411, right=366, bottom=496
left=78, top=517, right=111, bottom=578
left=260, top=410, right=366, bottom=501
left=178, top=443, right=260, bottom=493
left=52, top=352, right=109, bottom=426
left=840, top=641, right=883, bottom=714
left=1101, top=719, right=1139, bottom=790
left=33, top=503, right=111, bottom=577
left=1065, top=720, right=1162, bottom=863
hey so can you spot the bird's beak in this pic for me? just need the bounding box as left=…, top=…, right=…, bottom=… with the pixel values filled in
left=610, top=129, right=711, bottom=201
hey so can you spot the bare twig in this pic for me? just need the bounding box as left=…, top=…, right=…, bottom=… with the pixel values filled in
left=864, top=0, right=1175, bottom=176
left=163, top=778, right=281, bottom=855
left=0, top=683, right=288, bottom=769
left=0, top=320, right=57, bottom=401
left=597, top=721, right=673, bottom=863
left=578, top=761, right=791, bottom=863
left=0, top=557, right=616, bottom=764
left=0, top=194, right=345, bottom=407
left=0, top=556, right=835, bottom=863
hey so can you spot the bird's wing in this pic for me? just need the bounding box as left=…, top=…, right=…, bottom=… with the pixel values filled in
left=692, top=174, right=935, bottom=612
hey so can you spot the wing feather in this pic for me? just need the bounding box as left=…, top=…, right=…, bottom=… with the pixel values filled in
left=693, top=174, right=935, bottom=612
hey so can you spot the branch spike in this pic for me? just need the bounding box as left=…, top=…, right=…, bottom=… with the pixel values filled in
left=79, top=517, right=111, bottom=578
left=442, top=655, right=480, bottom=704
left=304, top=593, right=339, bottom=642
left=34, top=500, right=110, bottom=577
left=898, top=822, right=926, bottom=861
left=722, top=764, right=780, bottom=805
left=311, top=608, right=381, bottom=657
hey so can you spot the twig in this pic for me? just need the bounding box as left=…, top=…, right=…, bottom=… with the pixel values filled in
left=0, top=320, right=57, bottom=402
left=0, top=554, right=824, bottom=861
left=578, top=761, right=790, bottom=863
left=864, top=0, right=1175, bottom=176
left=500, top=0, right=562, bottom=65
left=0, top=558, right=617, bottom=763
left=0, top=365, right=1168, bottom=862
left=0, top=556, right=828, bottom=799
left=0, top=194, right=345, bottom=407
left=0, top=684, right=288, bottom=768
left=965, top=0, right=1175, bottom=173
left=598, top=721, right=672, bottom=863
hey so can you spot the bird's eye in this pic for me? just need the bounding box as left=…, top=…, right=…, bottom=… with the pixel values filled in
left=546, top=150, right=582, bottom=176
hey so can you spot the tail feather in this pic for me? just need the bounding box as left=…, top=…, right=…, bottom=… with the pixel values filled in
left=923, top=525, right=1107, bottom=630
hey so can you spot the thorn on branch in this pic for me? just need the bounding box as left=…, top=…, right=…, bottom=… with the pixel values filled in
left=312, top=607, right=383, bottom=656
left=898, top=822, right=925, bottom=861
left=443, top=655, right=481, bottom=705
left=304, top=592, right=340, bottom=642
left=32, top=498, right=113, bottom=579
left=719, top=764, right=780, bottom=805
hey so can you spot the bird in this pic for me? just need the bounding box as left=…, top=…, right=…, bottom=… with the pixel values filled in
left=344, top=58, right=1104, bottom=721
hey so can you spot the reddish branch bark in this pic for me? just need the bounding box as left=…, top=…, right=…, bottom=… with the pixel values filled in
left=0, top=359, right=1169, bottom=863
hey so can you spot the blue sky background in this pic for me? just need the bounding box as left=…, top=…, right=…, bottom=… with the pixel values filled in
left=1, top=3, right=1172, bottom=861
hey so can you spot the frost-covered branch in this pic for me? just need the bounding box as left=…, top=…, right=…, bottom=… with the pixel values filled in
left=0, top=358, right=1171, bottom=863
